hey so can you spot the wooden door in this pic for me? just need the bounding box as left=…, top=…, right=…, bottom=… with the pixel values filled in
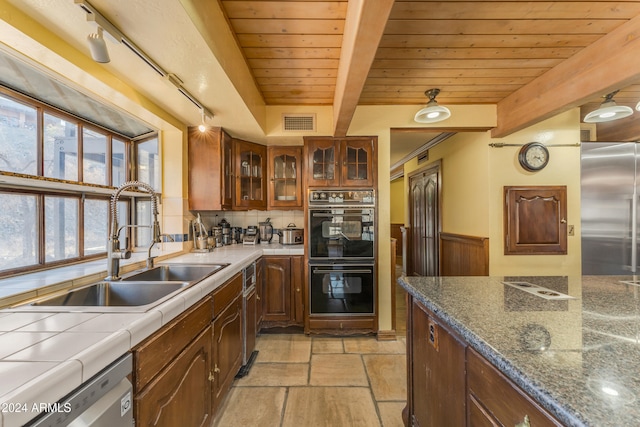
left=188, top=127, right=225, bottom=211
left=136, top=326, right=212, bottom=427
left=408, top=161, right=441, bottom=276
left=212, top=294, right=243, bottom=412
left=221, top=130, right=233, bottom=209
left=340, top=138, right=375, bottom=187
left=245, top=287, right=257, bottom=359
left=256, top=257, right=264, bottom=325
left=262, top=256, right=292, bottom=322
left=305, top=137, right=338, bottom=187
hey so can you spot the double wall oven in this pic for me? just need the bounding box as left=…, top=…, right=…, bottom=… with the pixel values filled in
left=307, top=189, right=375, bottom=317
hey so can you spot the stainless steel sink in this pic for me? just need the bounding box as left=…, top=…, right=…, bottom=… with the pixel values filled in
left=9, top=263, right=229, bottom=312
left=120, top=263, right=228, bottom=283
left=27, top=281, right=190, bottom=308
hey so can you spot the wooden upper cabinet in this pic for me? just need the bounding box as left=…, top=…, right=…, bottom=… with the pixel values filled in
left=304, top=136, right=376, bottom=187
left=188, top=127, right=233, bottom=211
left=504, top=186, right=568, bottom=255
left=268, top=146, right=303, bottom=209
left=233, top=138, right=267, bottom=210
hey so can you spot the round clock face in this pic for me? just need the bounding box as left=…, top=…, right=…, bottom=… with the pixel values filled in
left=518, top=142, right=549, bottom=171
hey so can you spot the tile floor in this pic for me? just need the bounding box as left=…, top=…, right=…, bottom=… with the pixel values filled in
left=214, top=334, right=407, bottom=427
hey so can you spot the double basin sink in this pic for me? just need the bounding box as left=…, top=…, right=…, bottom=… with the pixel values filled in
left=14, top=263, right=229, bottom=312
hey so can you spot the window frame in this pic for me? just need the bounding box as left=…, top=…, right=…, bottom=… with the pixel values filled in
left=0, top=86, right=160, bottom=278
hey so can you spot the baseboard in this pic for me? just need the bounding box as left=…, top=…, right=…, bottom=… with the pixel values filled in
left=377, top=330, right=397, bottom=341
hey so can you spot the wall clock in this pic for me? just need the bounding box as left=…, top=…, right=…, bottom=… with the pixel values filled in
left=518, top=142, right=549, bottom=172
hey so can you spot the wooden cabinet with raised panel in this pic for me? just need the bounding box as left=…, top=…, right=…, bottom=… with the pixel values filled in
left=188, top=127, right=233, bottom=211
left=304, top=136, right=376, bottom=187
left=405, top=297, right=466, bottom=427
left=133, top=297, right=213, bottom=427
left=234, top=139, right=267, bottom=210
left=268, top=146, right=303, bottom=209
left=211, top=272, right=243, bottom=412
left=256, top=257, right=264, bottom=325
left=403, top=294, right=563, bottom=427
left=262, top=255, right=304, bottom=328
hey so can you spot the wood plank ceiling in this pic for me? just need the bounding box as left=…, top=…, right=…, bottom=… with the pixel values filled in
left=220, top=0, right=640, bottom=135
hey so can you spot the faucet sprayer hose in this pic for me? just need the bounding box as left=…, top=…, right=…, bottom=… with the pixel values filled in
left=110, top=181, right=159, bottom=238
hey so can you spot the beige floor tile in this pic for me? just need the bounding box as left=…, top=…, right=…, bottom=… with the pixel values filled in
left=214, top=386, right=286, bottom=427
left=343, top=337, right=406, bottom=354
left=309, top=354, right=369, bottom=386
left=363, top=354, right=407, bottom=401
left=235, top=362, right=309, bottom=387
left=255, top=334, right=311, bottom=363
left=312, top=337, right=344, bottom=354
left=377, top=401, right=406, bottom=427
left=283, top=387, right=381, bottom=427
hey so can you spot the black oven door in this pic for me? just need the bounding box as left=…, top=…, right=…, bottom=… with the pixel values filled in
left=308, top=208, right=374, bottom=260
left=309, top=264, right=375, bottom=315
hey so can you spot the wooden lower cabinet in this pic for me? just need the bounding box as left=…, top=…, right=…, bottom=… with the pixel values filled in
left=262, top=255, right=304, bottom=328
left=135, top=327, right=213, bottom=427
left=133, top=298, right=213, bottom=427
left=212, top=274, right=243, bottom=413
left=407, top=298, right=466, bottom=427
left=404, top=295, right=562, bottom=427
left=467, top=348, right=562, bottom=427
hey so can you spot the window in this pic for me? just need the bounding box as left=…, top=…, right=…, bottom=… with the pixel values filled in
left=44, top=113, right=78, bottom=180
left=137, top=136, right=160, bottom=192
left=0, top=94, right=37, bottom=175
left=0, top=192, right=37, bottom=270
left=0, top=88, right=160, bottom=277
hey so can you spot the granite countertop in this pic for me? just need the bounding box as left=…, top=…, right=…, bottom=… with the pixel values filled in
left=0, top=243, right=303, bottom=427
left=398, top=275, right=640, bottom=427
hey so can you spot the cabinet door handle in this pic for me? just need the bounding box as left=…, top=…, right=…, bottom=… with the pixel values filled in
left=296, top=288, right=301, bottom=292
left=515, top=415, right=530, bottom=427
left=214, top=364, right=221, bottom=374
left=256, top=295, right=261, bottom=300
left=209, top=372, right=215, bottom=382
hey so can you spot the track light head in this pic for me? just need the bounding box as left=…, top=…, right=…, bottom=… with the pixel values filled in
left=87, top=27, right=110, bottom=63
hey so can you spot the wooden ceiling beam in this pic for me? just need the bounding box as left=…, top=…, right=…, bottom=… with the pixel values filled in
left=492, top=13, right=640, bottom=138
left=333, top=0, right=394, bottom=137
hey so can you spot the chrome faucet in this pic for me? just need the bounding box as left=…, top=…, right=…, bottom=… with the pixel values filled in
left=107, top=181, right=162, bottom=280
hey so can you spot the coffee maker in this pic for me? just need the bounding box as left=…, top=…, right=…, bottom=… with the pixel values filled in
left=259, top=218, right=274, bottom=244
left=243, top=226, right=259, bottom=245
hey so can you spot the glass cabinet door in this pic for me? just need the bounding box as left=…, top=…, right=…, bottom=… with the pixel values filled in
left=269, top=146, right=302, bottom=208
left=235, top=140, right=266, bottom=209
left=305, top=138, right=338, bottom=187
left=341, top=138, right=375, bottom=187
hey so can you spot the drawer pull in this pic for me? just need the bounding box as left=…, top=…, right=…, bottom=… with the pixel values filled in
left=515, top=415, right=530, bottom=427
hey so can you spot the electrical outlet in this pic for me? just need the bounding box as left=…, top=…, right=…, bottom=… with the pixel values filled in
left=568, top=225, right=575, bottom=236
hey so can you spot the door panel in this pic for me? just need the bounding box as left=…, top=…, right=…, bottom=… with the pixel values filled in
left=409, top=162, right=441, bottom=276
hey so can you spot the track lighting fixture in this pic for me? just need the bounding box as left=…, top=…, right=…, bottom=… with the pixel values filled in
left=414, top=88, right=451, bottom=124
left=198, top=109, right=207, bottom=132
left=584, top=90, right=633, bottom=123
left=87, top=26, right=110, bottom=63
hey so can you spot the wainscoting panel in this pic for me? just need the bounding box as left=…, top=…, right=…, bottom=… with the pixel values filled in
left=439, top=233, right=489, bottom=276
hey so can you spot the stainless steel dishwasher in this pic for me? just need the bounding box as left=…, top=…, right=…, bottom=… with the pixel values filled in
left=26, top=353, right=133, bottom=427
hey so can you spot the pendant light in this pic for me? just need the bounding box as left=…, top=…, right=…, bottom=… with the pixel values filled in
left=414, top=88, right=451, bottom=123
left=584, top=90, right=633, bottom=123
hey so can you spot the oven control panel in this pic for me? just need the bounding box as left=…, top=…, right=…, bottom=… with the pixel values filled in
left=308, top=189, right=375, bottom=205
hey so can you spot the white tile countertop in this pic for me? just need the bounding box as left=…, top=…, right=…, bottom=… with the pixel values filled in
left=0, top=243, right=303, bottom=427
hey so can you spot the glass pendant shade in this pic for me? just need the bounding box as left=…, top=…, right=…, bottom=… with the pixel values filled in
left=414, top=100, right=451, bottom=123
left=584, top=91, right=634, bottom=123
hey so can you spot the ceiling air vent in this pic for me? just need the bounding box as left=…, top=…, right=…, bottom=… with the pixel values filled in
left=417, top=151, right=429, bottom=164
left=283, top=114, right=316, bottom=132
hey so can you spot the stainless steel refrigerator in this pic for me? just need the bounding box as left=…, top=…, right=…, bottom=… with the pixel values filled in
left=581, top=142, right=640, bottom=274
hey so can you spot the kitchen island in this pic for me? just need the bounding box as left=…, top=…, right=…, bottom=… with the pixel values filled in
left=0, top=244, right=303, bottom=427
left=398, top=275, right=640, bottom=427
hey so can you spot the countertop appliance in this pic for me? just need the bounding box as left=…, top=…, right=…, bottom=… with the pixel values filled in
left=581, top=142, right=640, bottom=274
left=259, top=218, right=274, bottom=244
left=280, top=223, right=304, bottom=245
left=243, top=226, right=259, bottom=245
left=26, top=353, right=133, bottom=426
